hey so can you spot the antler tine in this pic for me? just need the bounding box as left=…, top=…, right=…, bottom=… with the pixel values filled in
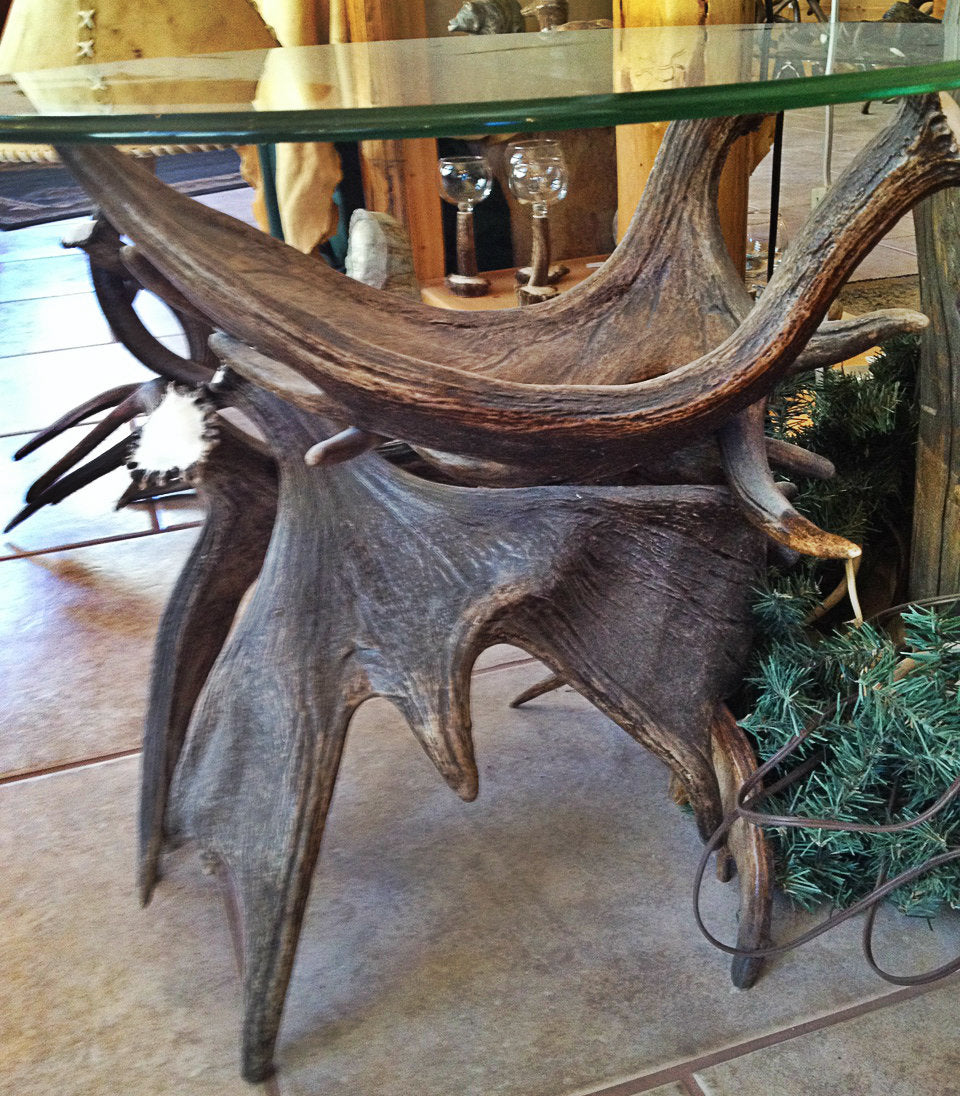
left=22, top=378, right=166, bottom=505
left=748, top=96, right=960, bottom=372
left=765, top=437, right=835, bottom=481
left=89, top=263, right=212, bottom=387
left=13, top=383, right=141, bottom=461
left=608, top=112, right=763, bottom=283
left=792, top=308, right=930, bottom=374
left=719, top=401, right=860, bottom=560
left=4, top=437, right=134, bottom=533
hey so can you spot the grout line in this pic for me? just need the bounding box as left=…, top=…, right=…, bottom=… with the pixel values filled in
left=572, top=973, right=960, bottom=1096
left=0, top=416, right=105, bottom=439
left=0, top=521, right=202, bottom=561
left=0, top=335, right=117, bottom=362
left=0, top=747, right=141, bottom=787
left=876, top=240, right=919, bottom=259
left=0, top=653, right=540, bottom=788
left=0, top=251, right=86, bottom=266
left=0, top=289, right=97, bottom=307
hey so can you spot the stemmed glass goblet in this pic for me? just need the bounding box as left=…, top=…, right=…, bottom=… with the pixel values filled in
left=505, top=138, right=569, bottom=304
left=437, top=155, right=493, bottom=297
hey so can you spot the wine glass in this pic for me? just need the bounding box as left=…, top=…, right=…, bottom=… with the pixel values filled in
left=437, top=155, right=493, bottom=297
left=505, top=138, right=569, bottom=303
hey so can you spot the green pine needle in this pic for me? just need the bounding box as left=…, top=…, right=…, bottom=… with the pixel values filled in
left=739, top=337, right=960, bottom=917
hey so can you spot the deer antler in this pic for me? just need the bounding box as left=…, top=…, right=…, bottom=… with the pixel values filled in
left=5, top=216, right=222, bottom=533
left=4, top=379, right=168, bottom=533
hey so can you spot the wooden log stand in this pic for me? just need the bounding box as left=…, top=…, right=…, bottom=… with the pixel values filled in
left=46, top=91, right=960, bottom=1082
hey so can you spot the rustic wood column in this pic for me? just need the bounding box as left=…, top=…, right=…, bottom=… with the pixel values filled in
left=614, top=0, right=753, bottom=273
left=344, top=0, right=445, bottom=284
left=911, top=4, right=960, bottom=598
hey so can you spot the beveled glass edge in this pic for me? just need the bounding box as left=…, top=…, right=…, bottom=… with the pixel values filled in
left=4, top=61, right=955, bottom=146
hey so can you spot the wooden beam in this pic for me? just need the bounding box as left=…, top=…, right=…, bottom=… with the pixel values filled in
left=614, top=0, right=754, bottom=273
left=910, top=11, right=960, bottom=597
left=344, top=0, right=445, bottom=285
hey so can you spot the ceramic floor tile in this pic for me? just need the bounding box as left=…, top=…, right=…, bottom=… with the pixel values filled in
left=1, top=427, right=155, bottom=553
left=0, top=250, right=94, bottom=302
left=0, top=291, right=119, bottom=357
left=0, top=528, right=197, bottom=777
left=694, top=981, right=960, bottom=1096
left=195, top=185, right=259, bottom=226
left=880, top=238, right=920, bottom=257
left=0, top=288, right=184, bottom=359
left=884, top=213, right=918, bottom=242
left=4, top=639, right=956, bottom=1094
left=232, top=666, right=960, bottom=1096
left=0, top=336, right=188, bottom=436
left=0, top=757, right=266, bottom=1095
left=0, top=214, right=90, bottom=261
left=474, top=642, right=535, bottom=671
left=130, top=288, right=187, bottom=339
left=849, top=243, right=919, bottom=280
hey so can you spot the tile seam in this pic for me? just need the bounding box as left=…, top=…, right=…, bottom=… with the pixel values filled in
left=569, top=973, right=960, bottom=1096
left=0, top=335, right=118, bottom=361
left=0, top=417, right=105, bottom=439
left=0, top=521, right=202, bottom=561
left=0, top=747, right=142, bottom=786
left=0, top=289, right=100, bottom=307
left=473, top=655, right=538, bottom=675
left=0, top=659, right=538, bottom=786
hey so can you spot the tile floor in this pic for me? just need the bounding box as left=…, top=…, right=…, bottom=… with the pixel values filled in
left=2, top=103, right=958, bottom=1096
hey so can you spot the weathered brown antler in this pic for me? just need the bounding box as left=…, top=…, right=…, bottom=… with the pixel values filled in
left=56, top=95, right=960, bottom=471
left=5, top=218, right=219, bottom=533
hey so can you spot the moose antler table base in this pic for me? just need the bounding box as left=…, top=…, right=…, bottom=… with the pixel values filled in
left=143, top=376, right=773, bottom=1081
left=26, top=89, right=960, bottom=1081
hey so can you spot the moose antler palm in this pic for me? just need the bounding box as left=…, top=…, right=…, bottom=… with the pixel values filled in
left=13, top=93, right=958, bottom=1081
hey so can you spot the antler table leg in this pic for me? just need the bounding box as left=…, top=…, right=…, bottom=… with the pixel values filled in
left=138, top=425, right=278, bottom=904
left=155, top=384, right=770, bottom=1080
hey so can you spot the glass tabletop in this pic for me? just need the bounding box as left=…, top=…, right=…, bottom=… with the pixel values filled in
left=0, top=22, right=958, bottom=146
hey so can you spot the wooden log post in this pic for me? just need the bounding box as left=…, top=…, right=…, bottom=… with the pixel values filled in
left=614, top=0, right=754, bottom=273
left=344, top=0, right=446, bottom=285
left=910, top=5, right=960, bottom=598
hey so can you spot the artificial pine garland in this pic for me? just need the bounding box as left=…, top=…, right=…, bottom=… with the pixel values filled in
left=744, top=336, right=960, bottom=917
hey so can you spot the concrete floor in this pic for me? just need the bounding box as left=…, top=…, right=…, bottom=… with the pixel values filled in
left=2, top=104, right=959, bottom=1096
